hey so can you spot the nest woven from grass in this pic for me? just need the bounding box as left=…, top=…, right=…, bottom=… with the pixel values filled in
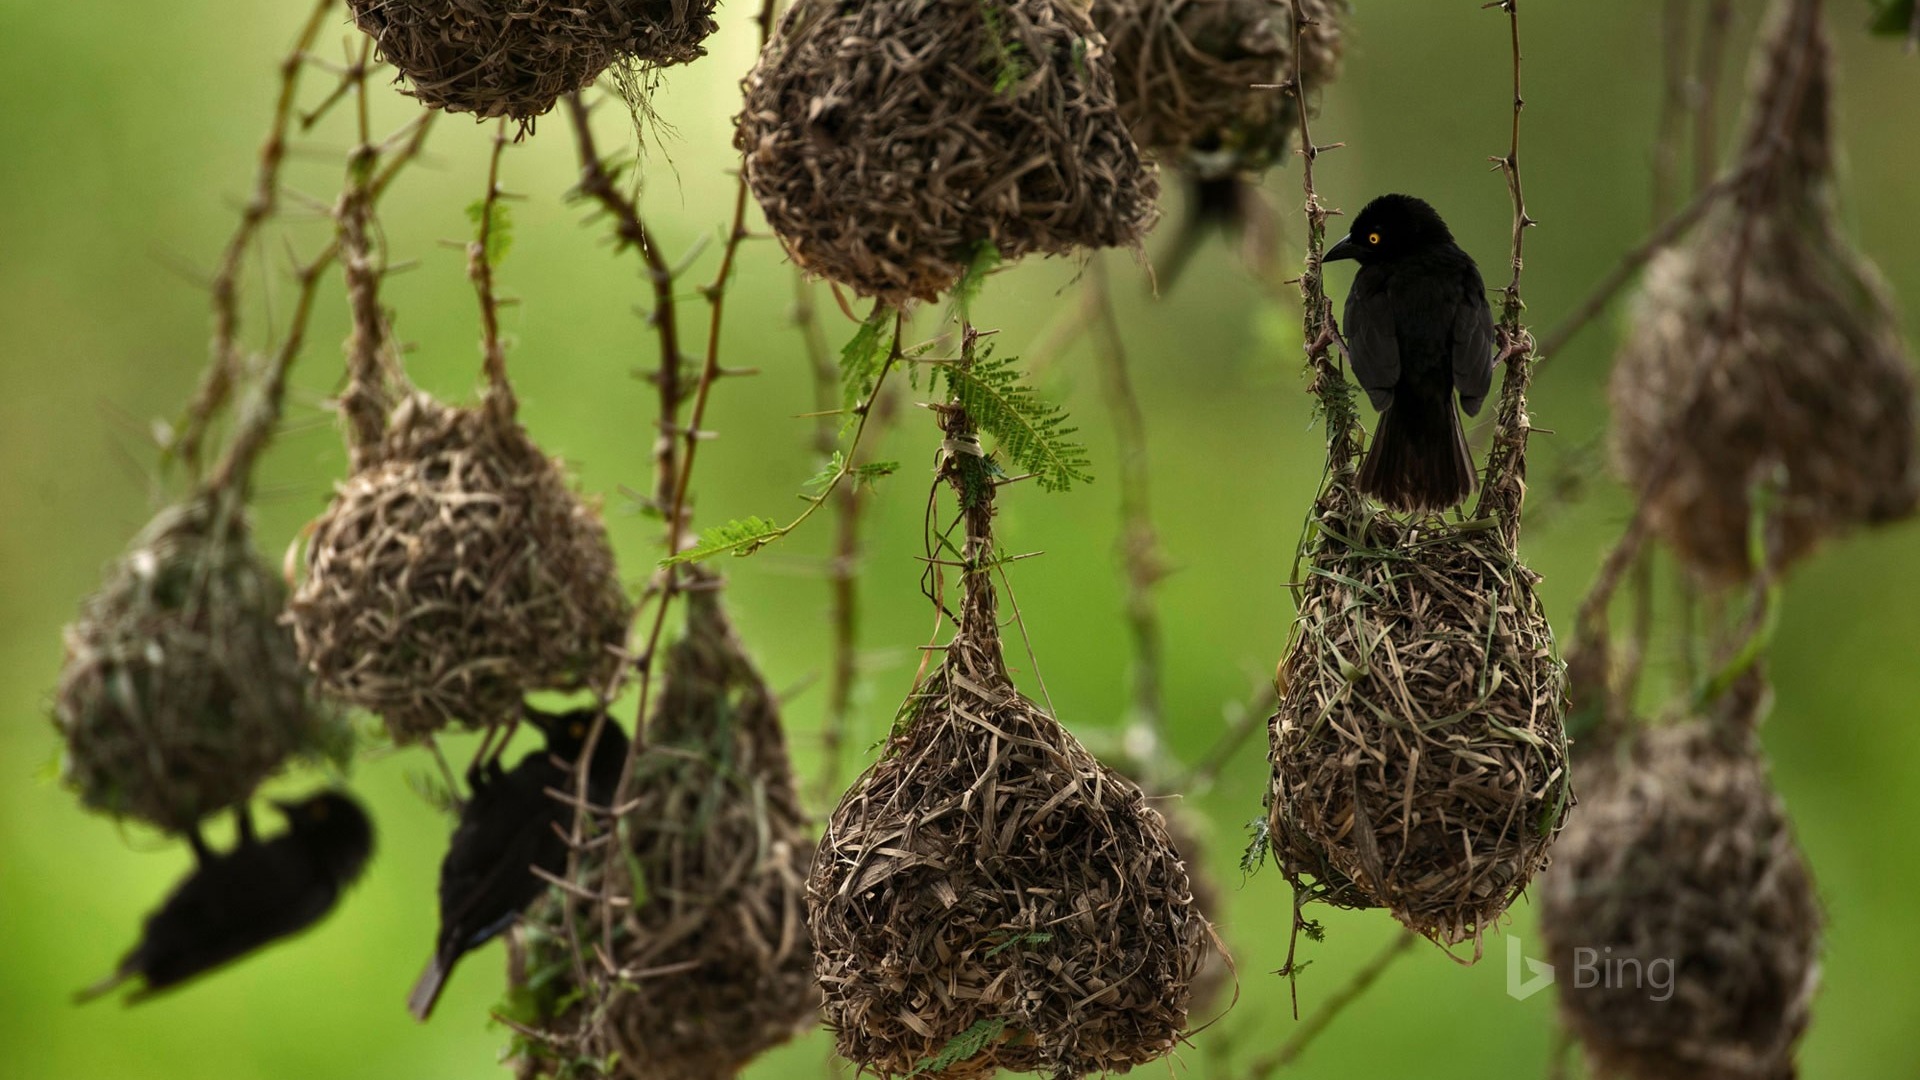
left=1093, top=0, right=1344, bottom=176
left=809, top=418, right=1206, bottom=1079
left=1610, top=0, right=1919, bottom=582
left=54, top=497, right=339, bottom=834
left=347, top=0, right=719, bottom=122
left=513, top=582, right=815, bottom=1080
left=737, top=0, right=1160, bottom=306
left=289, top=392, right=631, bottom=743
left=1540, top=706, right=1821, bottom=1080
left=1267, top=504, right=1571, bottom=947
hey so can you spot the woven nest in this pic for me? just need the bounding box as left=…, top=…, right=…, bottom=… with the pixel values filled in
left=1540, top=710, right=1821, bottom=1079
left=347, top=0, right=719, bottom=122
left=810, top=431, right=1206, bottom=1079
left=53, top=497, right=339, bottom=833
left=736, top=0, right=1160, bottom=306
left=1155, top=803, right=1233, bottom=1016
left=1093, top=0, right=1344, bottom=176
left=1267, top=508, right=1571, bottom=947
left=1609, top=0, right=1919, bottom=582
left=513, top=583, right=815, bottom=1080
left=289, top=393, right=631, bottom=742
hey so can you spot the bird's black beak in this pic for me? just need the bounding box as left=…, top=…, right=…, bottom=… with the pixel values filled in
left=1324, top=233, right=1362, bottom=263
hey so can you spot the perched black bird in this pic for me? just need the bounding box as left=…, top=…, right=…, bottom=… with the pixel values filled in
left=78, top=791, right=374, bottom=1004
left=407, top=706, right=629, bottom=1021
left=1325, top=193, right=1496, bottom=512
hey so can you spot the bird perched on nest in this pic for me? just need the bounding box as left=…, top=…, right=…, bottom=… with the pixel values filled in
left=78, top=791, right=374, bottom=1004
left=408, top=705, right=629, bottom=1021
left=1325, top=193, right=1496, bottom=513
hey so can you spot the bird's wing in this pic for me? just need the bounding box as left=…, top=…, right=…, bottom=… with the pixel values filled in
left=1344, top=272, right=1400, bottom=411
left=434, top=763, right=570, bottom=956
left=129, top=842, right=334, bottom=990
left=1453, top=276, right=1497, bottom=416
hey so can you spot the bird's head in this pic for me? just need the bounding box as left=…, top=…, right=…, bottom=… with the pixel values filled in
left=1325, top=193, right=1457, bottom=266
left=271, top=791, right=375, bottom=883
left=524, top=705, right=630, bottom=774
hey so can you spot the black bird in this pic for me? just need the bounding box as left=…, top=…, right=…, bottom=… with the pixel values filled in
left=79, top=791, right=374, bottom=1004
left=407, top=706, right=629, bottom=1021
left=1325, top=193, right=1496, bottom=512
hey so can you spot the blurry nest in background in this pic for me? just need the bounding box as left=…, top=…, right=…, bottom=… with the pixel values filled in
left=1093, top=0, right=1344, bottom=176
left=1540, top=702, right=1821, bottom=1079
left=54, top=497, right=340, bottom=833
left=810, top=540, right=1206, bottom=1078
left=1609, top=0, right=1918, bottom=583
left=347, top=0, right=719, bottom=122
left=290, top=393, right=631, bottom=743
left=1154, top=802, right=1233, bottom=1016
left=737, top=0, right=1159, bottom=305
left=1268, top=508, right=1570, bottom=948
left=513, top=583, right=814, bottom=1080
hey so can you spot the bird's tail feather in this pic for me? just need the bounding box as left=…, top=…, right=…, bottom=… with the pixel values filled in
left=408, top=953, right=455, bottom=1022
left=1358, top=394, right=1475, bottom=513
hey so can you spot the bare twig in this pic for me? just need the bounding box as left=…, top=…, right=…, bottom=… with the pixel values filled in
left=171, top=0, right=338, bottom=475
left=1653, top=0, right=1694, bottom=221
left=205, top=243, right=339, bottom=496
left=1242, top=931, right=1418, bottom=1079
left=1085, top=255, right=1172, bottom=780
left=1692, top=0, right=1737, bottom=194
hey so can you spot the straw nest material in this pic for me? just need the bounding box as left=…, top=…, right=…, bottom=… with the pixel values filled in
left=513, top=583, right=815, bottom=1080
left=1540, top=707, right=1821, bottom=1079
left=1155, top=804, right=1233, bottom=1016
left=347, top=0, right=719, bottom=122
left=737, top=0, right=1160, bottom=306
left=1267, top=507, right=1571, bottom=947
left=1093, top=0, right=1344, bottom=176
left=289, top=393, right=631, bottom=743
left=53, top=497, right=339, bottom=833
left=809, top=419, right=1206, bottom=1079
left=1610, top=0, right=1918, bottom=582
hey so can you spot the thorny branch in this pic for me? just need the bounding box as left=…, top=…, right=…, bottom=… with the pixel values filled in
left=471, top=119, right=516, bottom=416
left=171, top=0, right=339, bottom=476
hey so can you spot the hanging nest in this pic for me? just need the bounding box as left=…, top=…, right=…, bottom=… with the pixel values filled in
left=53, top=496, right=341, bottom=834
left=1610, top=0, right=1919, bottom=582
left=289, top=392, right=631, bottom=742
left=1093, top=0, right=1345, bottom=176
left=512, top=581, right=815, bottom=1080
left=736, top=0, right=1160, bottom=306
left=1268, top=336, right=1570, bottom=948
left=1539, top=691, right=1822, bottom=1080
left=1154, top=802, right=1233, bottom=1016
left=809, top=411, right=1206, bottom=1080
left=346, top=0, right=720, bottom=122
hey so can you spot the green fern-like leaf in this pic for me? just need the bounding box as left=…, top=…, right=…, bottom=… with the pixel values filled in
left=985, top=931, right=1053, bottom=958
left=1240, top=816, right=1271, bottom=876
left=909, top=1018, right=1007, bottom=1077
left=852, top=460, right=899, bottom=491
left=943, top=347, right=1090, bottom=492
left=661, top=517, right=784, bottom=565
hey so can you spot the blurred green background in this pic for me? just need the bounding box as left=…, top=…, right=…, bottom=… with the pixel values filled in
left=3, top=1, right=1918, bottom=1077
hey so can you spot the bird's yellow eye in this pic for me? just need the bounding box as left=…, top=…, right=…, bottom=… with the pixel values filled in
left=1367, top=232, right=1381, bottom=245
left=570, top=722, right=586, bottom=739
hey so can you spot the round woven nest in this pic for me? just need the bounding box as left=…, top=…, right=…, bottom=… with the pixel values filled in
left=289, top=392, right=631, bottom=742
left=737, top=0, right=1160, bottom=306
left=1267, top=505, right=1571, bottom=947
left=53, top=496, right=340, bottom=833
left=513, top=582, right=815, bottom=1080
left=1093, top=0, right=1344, bottom=176
left=1609, top=0, right=1918, bottom=582
left=1540, top=703, right=1822, bottom=1080
left=809, top=420, right=1206, bottom=1080
left=347, top=0, right=719, bottom=122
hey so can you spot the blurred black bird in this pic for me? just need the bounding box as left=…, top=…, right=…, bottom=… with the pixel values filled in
left=407, top=705, right=629, bottom=1021
left=1325, top=193, right=1496, bottom=512
left=78, top=791, right=374, bottom=1004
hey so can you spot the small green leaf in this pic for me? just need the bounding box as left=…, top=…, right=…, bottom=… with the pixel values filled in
left=852, top=460, right=899, bottom=491
left=662, top=517, right=784, bottom=565
left=1240, top=816, right=1271, bottom=876
left=985, top=931, right=1053, bottom=958
left=466, top=199, right=514, bottom=268
left=943, top=345, right=1090, bottom=492
left=839, top=308, right=894, bottom=424
left=803, top=451, right=849, bottom=495
left=909, top=1018, right=1007, bottom=1077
